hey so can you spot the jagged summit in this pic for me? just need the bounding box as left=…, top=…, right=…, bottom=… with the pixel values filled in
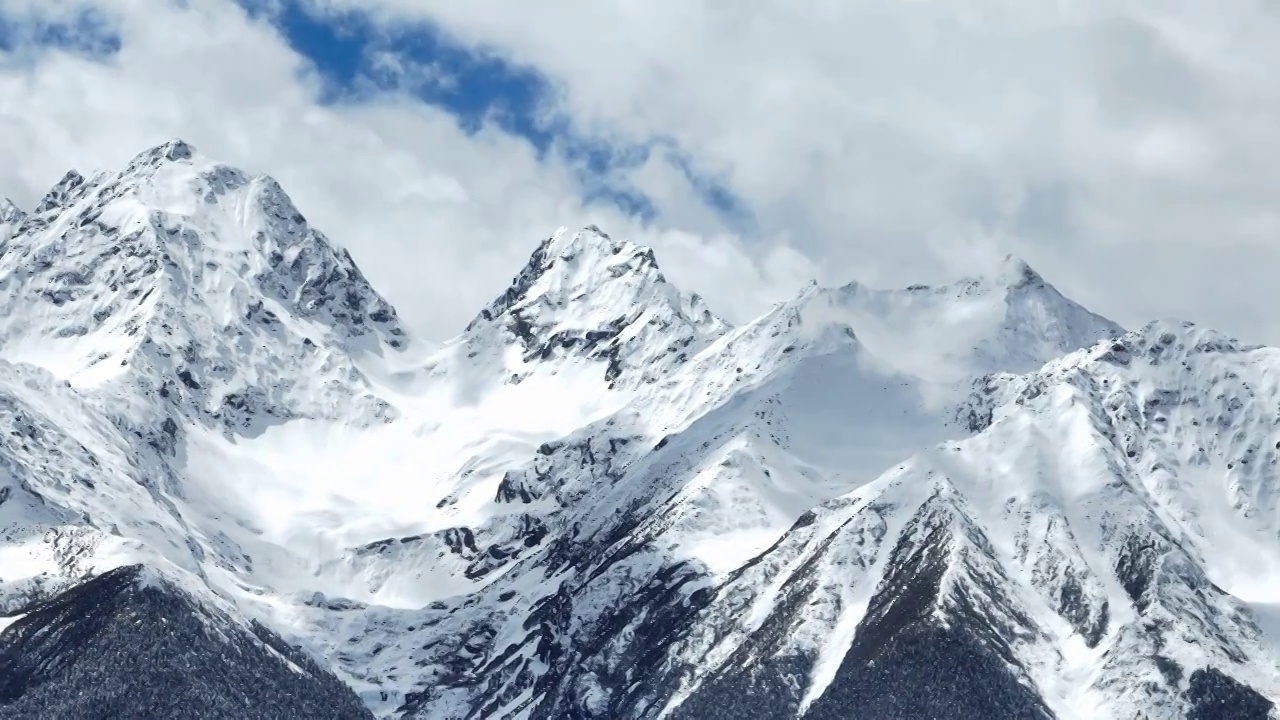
left=2, top=138, right=408, bottom=351
left=115, top=139, right=207, bottom=185
left=32, top=169, right=88, bottom=215
left=0, top=139, right=406, bottom=434
left=152, top=137, right=196, bottom=162
left=448, top=225, right=727, bottom=391
left=471, top=225, right=720, bottom=331
left=990, top=252, right=1046, bottom=290
left=5, top=139, right=1280, bottom=720
left=0, top=199, right=23, bottom=248
left=864, top=253, right=1044, bottom=296
left=0, top=197, right=24, bottom=224
left=770, top=255, right=1123, bottom=384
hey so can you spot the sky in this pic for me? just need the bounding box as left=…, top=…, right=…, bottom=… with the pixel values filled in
left=2, top=0, right=1280, bottom=344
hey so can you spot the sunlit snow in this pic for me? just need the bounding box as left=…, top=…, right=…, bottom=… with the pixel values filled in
left=1, top=140, right=1278, bottom=719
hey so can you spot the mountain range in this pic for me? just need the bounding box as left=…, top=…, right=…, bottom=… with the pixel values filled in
left=0, top=140, right=1277, bottom=719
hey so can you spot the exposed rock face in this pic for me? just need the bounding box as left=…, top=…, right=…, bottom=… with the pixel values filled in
left=0, top=565, right=373, bottom=720
left=1, top=140, right=1278, bottom=719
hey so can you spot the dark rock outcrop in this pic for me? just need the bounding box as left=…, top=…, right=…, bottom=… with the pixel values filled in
left=0, top=565, right=373, bottom=720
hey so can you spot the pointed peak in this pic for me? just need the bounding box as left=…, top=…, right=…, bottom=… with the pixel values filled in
left=143, top=137, right=197, bottom=162
left=121, top=139, right=201, bottom=177
left=160, top=138, right=196, bottom=161
left=33, top=169, right=88, bottom=213
left=541, top=225, right=634, bottom=264
left=945, top=254, right=1049, bottom=297
left=3, top=139, right=410, bottom=359
left=791, top=278, right=827, bottom=303
left=991, top=253, right=1045, bottom=290
left=813, top=254, right=1054, bottom=306
left=0, top=197, right=24, bottom=224
left=456, top=225, right=727, bottom=386
left=471, top=225, right=666, bottom=328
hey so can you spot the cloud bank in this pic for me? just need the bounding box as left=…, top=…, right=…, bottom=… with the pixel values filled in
left=4, top=0, right=1280, bottom=343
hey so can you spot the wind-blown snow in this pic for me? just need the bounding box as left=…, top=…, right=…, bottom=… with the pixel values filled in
left=2, top=139, right=1277, bottom=720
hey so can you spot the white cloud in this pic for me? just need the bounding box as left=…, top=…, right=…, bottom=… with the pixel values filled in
left=0, top=0, right=803, bottom=340
left=8, top=0, right=1280, bottom=344
left=306, top=0, right=1280, bottom=343
left=364, top=50, right=456, bottom=95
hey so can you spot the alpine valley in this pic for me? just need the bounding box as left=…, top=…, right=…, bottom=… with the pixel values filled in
left=0, top=140, right=1277, bottom=719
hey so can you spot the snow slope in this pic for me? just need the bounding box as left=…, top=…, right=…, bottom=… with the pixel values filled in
left=1, top=140, right=1277, bottom=719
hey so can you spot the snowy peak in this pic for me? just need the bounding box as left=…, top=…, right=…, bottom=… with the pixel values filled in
left=472, top=225, right=626, bottom=324
left=0, top=198, right=23, bottom=226
left=32, top=170, right=89, bottom=215
left=991, top=253, right=1046, bottom=290
left=798, top=256, right=1123, bottom=385
left=118, top=138, right=207, bottom=181
left=20, top=141, right=198, bottom=229
left=890, top=253, right=1055, bottom=298
left=471, top=225, right=720, bottom=332
left=0, top=199, right=22, bottom=248
left=9, top=139, right=1280, bottom=720
left=453, top=225, right=727, bottom=390
left=0, top=139, right=404, bottom=432
left=141, top=137, right=196, bottom=163
left=2, top=138, right=408, bottom=352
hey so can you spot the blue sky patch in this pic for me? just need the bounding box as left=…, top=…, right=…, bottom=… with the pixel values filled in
left=0, top=7, right=121, bottom=60
left=239, top=0, right=751, bottom=232
left=238, top=1, right=553, bottom=144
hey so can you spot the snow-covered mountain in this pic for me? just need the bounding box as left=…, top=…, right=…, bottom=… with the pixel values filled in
left=1, top=140, right=1277, bottom=719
